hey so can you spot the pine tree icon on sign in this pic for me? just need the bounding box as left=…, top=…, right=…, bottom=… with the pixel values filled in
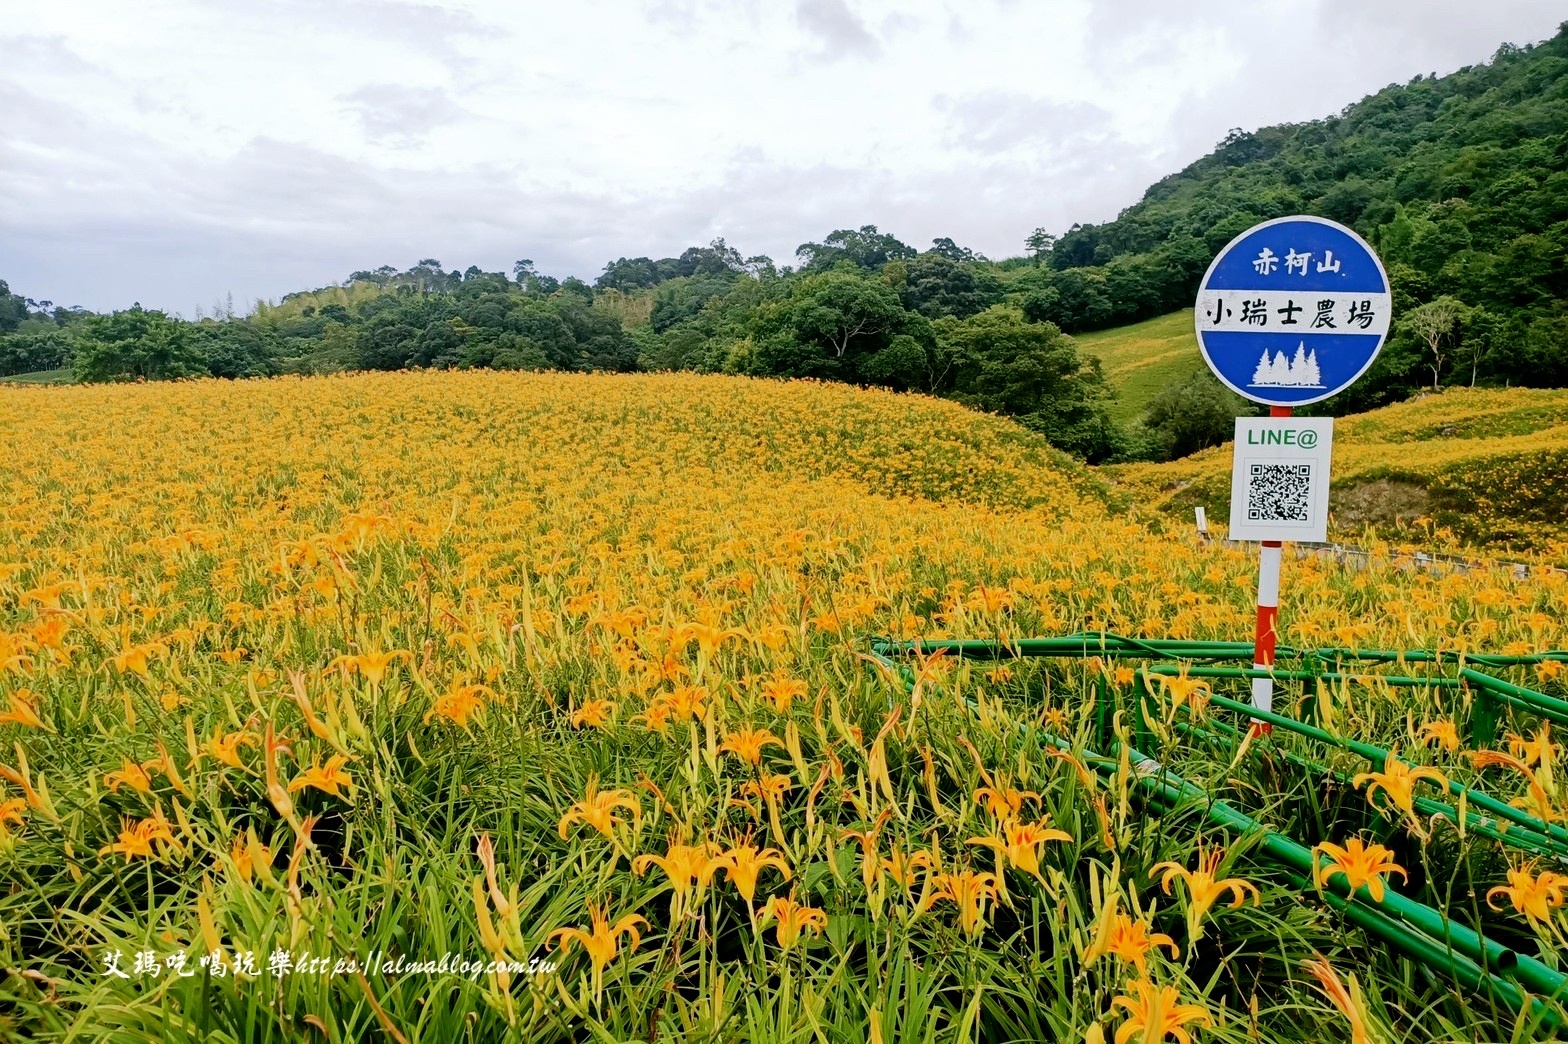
left=1248, top=342, right=1323, bottom=388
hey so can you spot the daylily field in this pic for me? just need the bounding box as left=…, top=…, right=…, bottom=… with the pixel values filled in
left=1, top=371, right=1566, bottom=1042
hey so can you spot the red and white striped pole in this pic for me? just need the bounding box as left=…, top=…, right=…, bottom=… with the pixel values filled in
left=1250, top=404, right=1293, bottom=734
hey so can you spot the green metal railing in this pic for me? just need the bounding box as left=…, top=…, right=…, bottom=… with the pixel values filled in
left=870, top=632, right=1568, bottom=670
left=866, top=631, right=1568, bottom=1023
left=1106, top=740, right=1564, bottom=1025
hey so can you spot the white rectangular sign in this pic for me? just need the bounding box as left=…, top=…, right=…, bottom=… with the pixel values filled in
left=1195, top=290, right=1391, bottom=337
left=1228, top=417, right=1333, bottom=542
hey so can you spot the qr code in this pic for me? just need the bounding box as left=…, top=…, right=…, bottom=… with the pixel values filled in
left=1246, top=463, right=1312, bottom=522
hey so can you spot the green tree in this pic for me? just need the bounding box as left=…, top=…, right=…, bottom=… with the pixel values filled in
left=891, top=255, right=1003, bottom=320
left=1136, top=371, right=1252, bottom=460
left=1400, top=296, right=1470, bottom=389
left=73, top=306, right=205, bottom=382
left=939, top=306, right=1121, bottom=461
left=774, top=271, right=907, bottom=376
left=0, top=328, right=74, bottom=376
left=193, top=322, right=282, bottom=378
left=1460, top=306, right=1505, bottom=386
left=0, top=280, right=27, bottom=333
left=857, top=333, right=930, bottom=391
left=795, top=226, right=916, bottom=272
left=1025, top=228, right=1056, bottom=265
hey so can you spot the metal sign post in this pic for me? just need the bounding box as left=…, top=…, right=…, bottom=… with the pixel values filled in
left=1195, top=215, right=1390, bottom=727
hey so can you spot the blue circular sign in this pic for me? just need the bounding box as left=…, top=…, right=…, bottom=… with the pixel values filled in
left=1194, top=215, right=1391, bottom=407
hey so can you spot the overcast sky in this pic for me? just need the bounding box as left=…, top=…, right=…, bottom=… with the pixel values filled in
left=1, top=1, right=1562, bottom=314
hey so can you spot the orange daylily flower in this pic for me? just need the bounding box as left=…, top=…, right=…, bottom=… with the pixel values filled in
left=425, top=682, right=492, bottom=727
left=0, top=690, right=46, bottom=730
left=1352, top=748, right=1447, bottom=819
left=745, top=771, right=794, bottom=801
left=558, top=777, right=640, bottom=840
left=966, top=818, right=1072, bottom=879
left=207, top=728, right=258, bottom=769
left=548, top=902, right=647, bottom=1003
left=973, top=783, right=1039, bottom=820
left=1487, top=865, right=1568, bottom=924
left=1151, top=844, right=1260, bottom=940
left=99, top=810, right=180, bottom=861
left=0, top=793, right=25, bottom=844
left=719, top=727, right=783, bottom=766
left=1302, top=956, right=1377, bottom=1044
left=1508, top=722, right=1557, bottom=771
left=632, top=700, right=674, bottom=735
left=287, top=754, right=356, bottom=800
left=917, top=868, right=1000, bottom=936
left=1111, top=978, right=1211, bottom=1044
left=709, top=841, right=792, bottom=902
left=110, top=630, right=165, bottom=678
left=569, top=698, right=616, bottom=729
left=103, top=758, right=158, bottom=794
left=665, top=684, right=709, bottom=721
left=1314, top=837, right=1407, bottom=902
left=330, top=648, right=412, bottom=687
left=1157, top=671, right=1213, bottom=716
left=1087, top=907, right=1180, bottom=975
left=760, top=893, right=828, bottom=950
left=1419, top=719, right=1460, bottom=753
left=677, top=620, right=747, bottom=657
left=0, top=632, right=36, bottom=674
left=632, top=841, right=720, bottom=907
left=229, top=831, right=275, bottom=884
left=881, top=847, right=936, bottom=893
left=759, top=671, right=807, bottom=713
left=27, top=616, right=72, bottom=661
left=1470, top=749, right=1559, bottom=824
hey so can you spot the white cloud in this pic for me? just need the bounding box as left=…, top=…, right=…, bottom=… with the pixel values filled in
left=0, top=0, right=1561, bottom=312
left=340, top=84, right=470, bottom=146
left=795, top=0, right=881, bottom=60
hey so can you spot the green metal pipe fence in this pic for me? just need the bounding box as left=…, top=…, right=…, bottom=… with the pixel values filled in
left=868, top=631, right=1568, bottom=1023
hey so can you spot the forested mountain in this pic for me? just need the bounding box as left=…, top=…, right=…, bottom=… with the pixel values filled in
left=3, top=22, right=1564, bottom=461
left=1022, top=27, right=1568, bottom=414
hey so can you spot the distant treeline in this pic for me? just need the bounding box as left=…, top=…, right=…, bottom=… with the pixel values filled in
left=3, top=22, right=1565, bottom=463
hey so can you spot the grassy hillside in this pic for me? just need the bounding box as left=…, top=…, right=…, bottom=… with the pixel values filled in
left=1108, top=386, right=1568, bottom=555
left=1071, top=310, right=1203, bottom=424
left=1, top=368, right=72, bottom=385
